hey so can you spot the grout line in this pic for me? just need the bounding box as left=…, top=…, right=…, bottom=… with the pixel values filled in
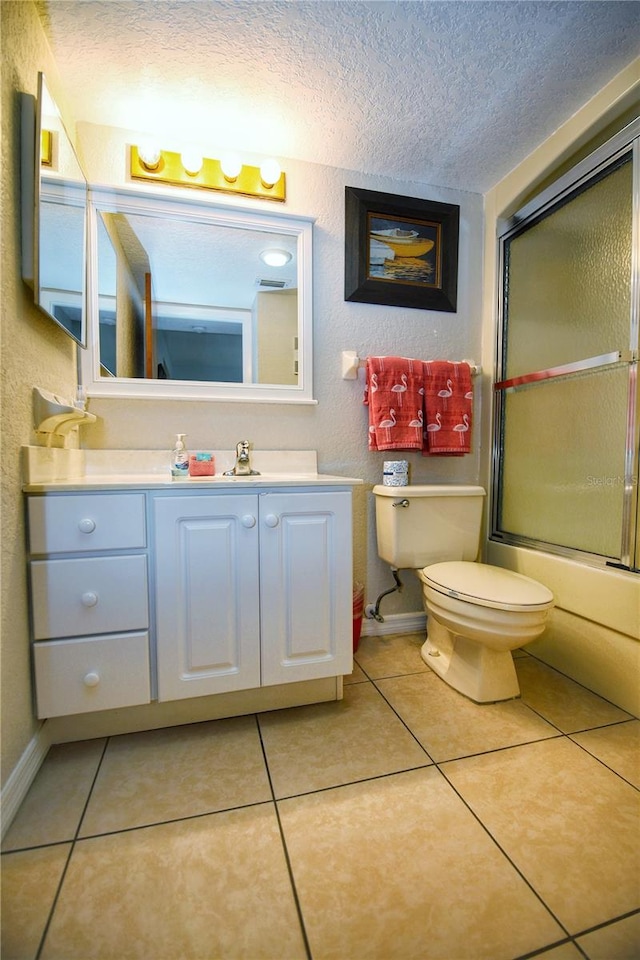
left=512, top=936, right=589, bottom=960
left=35, top=736, right=110, bottom=960
left=525, top=652, right=638, bottom=718
left=270, top=763, right=435, bottom=803
left=364, top=676, right=436, bottom=761
left=571, top=907, right=640, bottom=941
left=436, top=763, right=574, bottom=945
left=565, top=731, right=640, bottom=792
left=60, top=798, right=276, bottom=843
left=255, top=714, right=313, bottom=960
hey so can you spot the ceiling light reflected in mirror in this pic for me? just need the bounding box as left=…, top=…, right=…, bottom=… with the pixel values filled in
left=259, top=249, right=292, bottom=268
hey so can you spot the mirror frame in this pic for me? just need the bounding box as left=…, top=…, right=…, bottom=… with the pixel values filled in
left=21, top=73, right=88, bottom=346
left=82, top=187, right=316, bottom=404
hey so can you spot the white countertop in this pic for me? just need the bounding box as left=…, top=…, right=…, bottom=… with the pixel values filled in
left=22, top=447, right=363, bottom=492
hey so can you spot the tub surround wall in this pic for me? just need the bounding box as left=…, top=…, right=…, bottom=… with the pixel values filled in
left=487, top=543, right=640, bottom=717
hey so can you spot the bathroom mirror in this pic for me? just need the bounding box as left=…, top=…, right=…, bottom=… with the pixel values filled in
left=82, top=189, right=314, bottom=403
left=22, top=73, right=87, bottom=345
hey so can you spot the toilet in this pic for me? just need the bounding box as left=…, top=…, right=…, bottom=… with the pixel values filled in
left=372, top=484, right=554, bottom=703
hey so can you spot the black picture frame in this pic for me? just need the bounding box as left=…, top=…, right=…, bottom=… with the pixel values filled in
left=344, top=186, right=459, bottom=312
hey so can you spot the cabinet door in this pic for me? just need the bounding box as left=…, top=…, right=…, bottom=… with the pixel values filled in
left=259, top=491, right=353, bottom=685
left=154, top=495, right=260, bottom=700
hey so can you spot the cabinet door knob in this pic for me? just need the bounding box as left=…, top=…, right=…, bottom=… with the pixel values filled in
left=83, top=671, right=100, bottom=687
left=78, top=518, right=96, bottom=533
left=241, top=514, right=257, bottom=528
left=81, top=591, right=99, bottom=607
left=264, top=514, right=279, bottom=528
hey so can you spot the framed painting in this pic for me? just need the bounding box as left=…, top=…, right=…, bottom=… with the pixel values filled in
left=344, top=186, right=459, bottom=312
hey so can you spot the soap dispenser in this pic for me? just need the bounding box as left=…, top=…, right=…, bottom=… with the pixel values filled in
left=171, top=434, right=189, bottom=478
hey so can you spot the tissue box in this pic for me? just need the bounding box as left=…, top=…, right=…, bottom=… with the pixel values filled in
left=188, top=453, right=215, bottom=477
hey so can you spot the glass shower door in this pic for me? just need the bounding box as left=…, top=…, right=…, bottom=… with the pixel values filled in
left=494, top=130, right=639, bottom=570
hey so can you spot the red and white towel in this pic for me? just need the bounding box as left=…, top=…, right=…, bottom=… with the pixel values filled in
left=423, top=360, right=473, bottom=455
left=364, top=356, right=472, bottom=455
left=364, top=356, right=425, bottom=451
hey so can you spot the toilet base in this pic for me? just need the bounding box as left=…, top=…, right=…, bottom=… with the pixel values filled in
left=420, top=618, right=521, bottom=703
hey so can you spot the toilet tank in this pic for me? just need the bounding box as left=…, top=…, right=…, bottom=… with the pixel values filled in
left=373, top=484, right=486, bottom=568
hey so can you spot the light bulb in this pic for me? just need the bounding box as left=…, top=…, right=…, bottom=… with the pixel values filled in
left=260, top=249, right=292, bottom=268
left=181, top=149, right=203, bottom=176
left=260, top=158, right=281, bottom=187
left=138, top=142, right=162, bottom=170
left=220, top=153, right=242, bottom=181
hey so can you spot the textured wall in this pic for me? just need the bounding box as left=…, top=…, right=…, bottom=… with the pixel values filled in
left=0, top=2, right=79, bottom=787
left=76, top=121, right=484, bottom=618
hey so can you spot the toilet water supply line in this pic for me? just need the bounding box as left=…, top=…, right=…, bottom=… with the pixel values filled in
left=365, top=567, right=405, bottom=622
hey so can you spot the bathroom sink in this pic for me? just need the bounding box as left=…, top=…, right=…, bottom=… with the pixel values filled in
left=22, top=447, right=362, bottom=490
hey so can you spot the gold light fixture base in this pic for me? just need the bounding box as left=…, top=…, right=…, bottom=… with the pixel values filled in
left=130, top=145, right=286, bottom=202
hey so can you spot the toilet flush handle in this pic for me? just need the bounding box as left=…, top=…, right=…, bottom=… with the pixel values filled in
left=393, top=499, right=410, bottom=508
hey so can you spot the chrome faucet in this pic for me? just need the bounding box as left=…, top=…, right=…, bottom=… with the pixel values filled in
left=223, top=440, right=261, bottom=476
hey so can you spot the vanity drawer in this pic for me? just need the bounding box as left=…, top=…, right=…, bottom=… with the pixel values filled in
left=28, top=493, right=146, bottom=554
left=33, top=632, right=151, bottom=718
left=30, top=554, right=148, bottom=640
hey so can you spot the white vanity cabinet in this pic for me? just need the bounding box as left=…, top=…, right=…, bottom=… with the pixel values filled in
left=25, top=468, right=357, bottom=726
left=153, top=489, right=353, bottom=700
left=26, top=493, right=151, bottom=718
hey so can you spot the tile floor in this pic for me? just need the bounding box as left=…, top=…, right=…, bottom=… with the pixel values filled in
left=2, top=634, right=639, bottom=960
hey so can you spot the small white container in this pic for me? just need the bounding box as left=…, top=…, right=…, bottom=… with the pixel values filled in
left=383, top=460, right=409, bottom=486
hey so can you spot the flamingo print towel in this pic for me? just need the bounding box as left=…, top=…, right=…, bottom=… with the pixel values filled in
left=364, top=356, right=472, bottom=455
left=423, top=360, right=472, bottom=454
left=364, top=356, right=425, bottom=451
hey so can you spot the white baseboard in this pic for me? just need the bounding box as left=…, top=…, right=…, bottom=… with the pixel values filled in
left=1, top=725, right=51, bottom=839
left=361, top=610, right=426, bottom=638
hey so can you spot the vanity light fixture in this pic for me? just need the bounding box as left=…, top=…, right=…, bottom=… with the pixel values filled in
left=259, top=249, right=292, bottom=268
left=130, top=145, right=286, bottom=201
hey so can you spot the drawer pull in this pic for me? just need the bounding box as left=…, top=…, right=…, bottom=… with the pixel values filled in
left=241, top=514, right=257, bottom=528
left=83, top=671, right=100, bottom=687
left=78, top=518, right=96, bottom=534
left=81, top=591, right=99, bottom=607
left=264, top=514, right=279, bottom=528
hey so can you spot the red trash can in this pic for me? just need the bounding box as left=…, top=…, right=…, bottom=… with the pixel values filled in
left=352, top=582, right=365, bottom=652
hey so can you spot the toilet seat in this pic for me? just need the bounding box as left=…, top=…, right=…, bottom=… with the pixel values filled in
left=420, top=561, right=554, bottom=612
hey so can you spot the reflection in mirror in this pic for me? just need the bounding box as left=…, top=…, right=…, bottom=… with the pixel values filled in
left=84, top=191, right=314, bottom=403
left=34, top=73, right=87, bottom=345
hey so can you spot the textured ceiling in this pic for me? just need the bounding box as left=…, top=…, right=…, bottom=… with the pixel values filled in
left=36, top=0, right=640, bottom=192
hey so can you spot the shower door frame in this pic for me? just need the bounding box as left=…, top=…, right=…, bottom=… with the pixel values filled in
left=491, top=118, right=640, bottom=573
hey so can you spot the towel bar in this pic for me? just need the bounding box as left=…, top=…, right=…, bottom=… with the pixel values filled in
left=341, top=351, right=481, bottom=380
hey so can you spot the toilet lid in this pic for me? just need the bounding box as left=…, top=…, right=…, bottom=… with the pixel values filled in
left=420, top=561, right=554, bottom=611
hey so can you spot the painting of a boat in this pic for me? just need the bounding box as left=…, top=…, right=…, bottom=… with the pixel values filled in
left=345, top=186, right=459, bottom=311
left=370, top=228, right=435, bottom=258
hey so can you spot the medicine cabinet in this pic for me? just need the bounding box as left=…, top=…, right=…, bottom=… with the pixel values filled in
left=22, top=73, right=87, bottom=346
